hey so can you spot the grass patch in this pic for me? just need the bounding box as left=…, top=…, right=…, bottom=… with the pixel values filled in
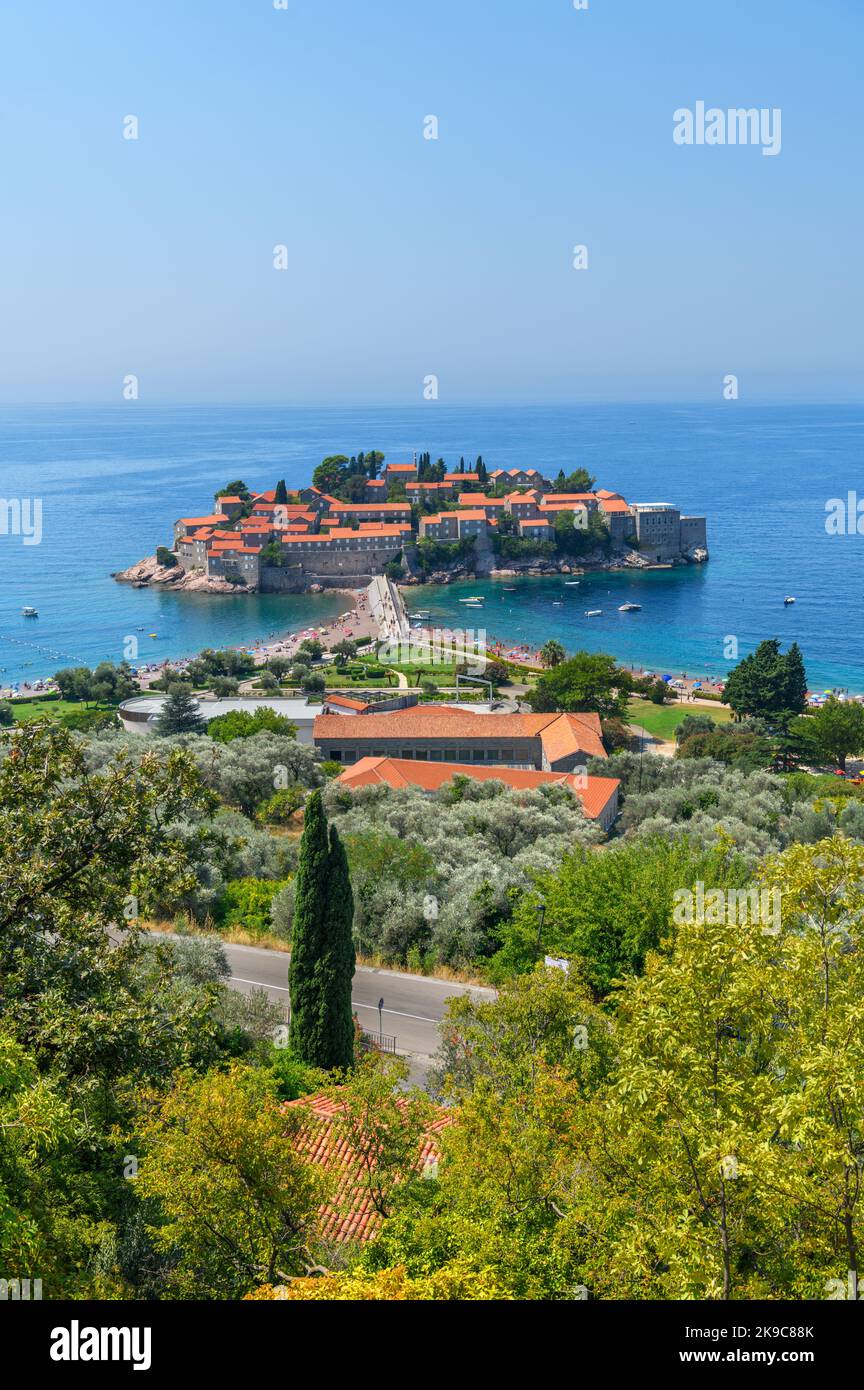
left=627, top=698, right=734, bottom=741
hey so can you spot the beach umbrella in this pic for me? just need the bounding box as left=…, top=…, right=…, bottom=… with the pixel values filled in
left=662, top=674, right=672, bottom=682
left=693, top=681, right=702, bottom=688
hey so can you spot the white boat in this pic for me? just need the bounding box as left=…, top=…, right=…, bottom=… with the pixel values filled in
left=21, top=606, right=38, bottom=617
left=552, top=601, right=563, bottom=606
left=459, top=596, right=485, bottom=603
left=618, top=602, right=642, bottom=612
left=784, top=596, right=796, bottom=605
left=585, top=609, right=602, bottom=617
left=564, top=581, right=580, bottom=586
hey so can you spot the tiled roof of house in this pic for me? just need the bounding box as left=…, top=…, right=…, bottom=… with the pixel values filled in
left=252, top=490, right=277, bottom=503
left=337, top=757, right=619, bottom=819
left=209, top=541, right=262, bottom=554
left=540, top=493, right=596, bottom=504
left=384, top=463, right=417, bottom=472
left=458, top=494, right=503, bottom=507
left=519, top=516, right=551, bottom=527
left=443, top=472, right=479, bottom=483
left=280, top=525, right=406, bottom=544
left=178, top=514, right=225, bottom=526
left=217, top=495, right=243, bottom=504
left=314, top=706, right=607, bottom=759
left=598, top=498, right=631, bottom=513
left=284, top=1093, right=451, bottom=1244
left=325, top=695, right=372, bottom=712
left=505, top=489, right=541, bottom=503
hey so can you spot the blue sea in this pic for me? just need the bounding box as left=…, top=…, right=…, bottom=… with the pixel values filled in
left=0, top=403, right=861, bottom=692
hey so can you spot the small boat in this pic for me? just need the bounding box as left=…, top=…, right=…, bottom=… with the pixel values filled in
left=784, top=596, right=796, bottom=605
left=585, top=609, right=602, bottom=617
left=21, top=606, right=38, bottom=617
left=618, top=603, right=642, bottom=612
left=564, top=581, right=580, bottom=586
left=552, top=600, right=563, bottom=606
left=148, top=633, right=158, bottom=638
left=459, top=596, right=484, bottom=603
left=503, top=587, right=517, bottom=592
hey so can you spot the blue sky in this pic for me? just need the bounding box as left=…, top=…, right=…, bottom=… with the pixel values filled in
left=0, top=0, right=860, bottom=403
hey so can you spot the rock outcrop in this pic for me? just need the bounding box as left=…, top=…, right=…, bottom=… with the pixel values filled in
left=112, top=555, right=253, bottom=594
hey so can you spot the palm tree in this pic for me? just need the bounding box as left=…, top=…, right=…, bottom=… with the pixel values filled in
left=539, top=639, right=566, bottom=669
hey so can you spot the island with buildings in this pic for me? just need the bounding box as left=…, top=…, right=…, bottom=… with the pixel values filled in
left=114, top=455, right=708, bottom=595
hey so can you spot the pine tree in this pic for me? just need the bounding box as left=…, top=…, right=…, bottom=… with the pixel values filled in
left=274, top=479, right=288, bottom=504
left=289, top=793, right=355, bottom=1069
left=782, top=641, right=808, bottom=719
left=155, top=686, right=207, bottom=735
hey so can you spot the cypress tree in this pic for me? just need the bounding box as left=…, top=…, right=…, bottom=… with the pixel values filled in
left=320, top=824, right=356, bottom=1069
left=274, top=478, right=289, bottom=504
left=288, top=793, right=356, bottom=1068
left=155, top=686, right=207, bottom=735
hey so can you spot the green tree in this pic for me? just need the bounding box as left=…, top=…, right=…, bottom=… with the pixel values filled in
left=274, top=479, right=289, bottom=504
left=528, top=650, right=627, bottom=719
left=724, top=639, right=808, bottom=725
left=0, top=702, right=14, bottom=727
left=289, top=792, right=356, bottom=1069
left=156, top=686, right=207, bottom=735
left=206, top=706, right=297, bottom=743
left=135, top=1064, right=324, bottom=1298
left=792, top=697, right=864, bottom=771
left=312, top=456, right=349, bottom=494
left=539, top=639, right=566, bottom=669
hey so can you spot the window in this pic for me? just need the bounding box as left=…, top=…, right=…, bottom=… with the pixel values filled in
left=458, top=749, right=471, bottom=762
left=445, top=748, right=459, bottom=761
left=500, top=748, right=514, bottom=761
left=400, top=750, right=414, bottom=760
left=472, top=750, right=485, bottom=762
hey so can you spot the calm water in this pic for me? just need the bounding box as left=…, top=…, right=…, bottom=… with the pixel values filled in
left=0, top=403, right=862, bottom=691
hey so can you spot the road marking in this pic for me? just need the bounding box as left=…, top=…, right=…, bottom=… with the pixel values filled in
left=229, top=976, right=438, bottom=1025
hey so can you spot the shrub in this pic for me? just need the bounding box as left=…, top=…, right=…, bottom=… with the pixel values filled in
left=217, top=878, right=290, bottom=937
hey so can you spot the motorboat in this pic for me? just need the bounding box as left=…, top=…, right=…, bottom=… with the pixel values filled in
left=585, top=609, right=602, bottom=617
left=21, top=606, right=38, bottom=617
left=459, top=596, right=485, bottom=603
left=618, top=603, right=642, bottom=612
left=784, top=596, right=796, bottom=605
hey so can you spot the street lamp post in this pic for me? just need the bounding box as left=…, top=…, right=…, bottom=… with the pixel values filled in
left=378, top=996, right=384, bottom=1047
left=535, top=898, right=546, bottom=960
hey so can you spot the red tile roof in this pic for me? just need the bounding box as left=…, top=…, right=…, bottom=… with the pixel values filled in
left=325, top=695, right=371, bottom=712
left=443, top=472, right=479, bottom=483
left=285, top=1093, right=451, bottom=1243
left=314, top=706, right=607, bottom=761
left=337, top=758, right=619, bottom=819
left=599, top=498, right=631, bottom=513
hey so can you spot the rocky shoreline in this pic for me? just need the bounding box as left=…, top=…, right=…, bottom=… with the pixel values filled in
left=112, top=554, right=326, bottom=596
left=404, top=546, right=708, bottom=586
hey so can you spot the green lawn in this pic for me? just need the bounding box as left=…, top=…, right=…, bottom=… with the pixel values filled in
left=11, top=699, right=119, bottom=726
left=627, top=698, right=734, bottom=741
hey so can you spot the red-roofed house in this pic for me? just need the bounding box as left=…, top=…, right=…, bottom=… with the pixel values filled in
left=337, top=757, right=620, bottom=828
left=284, top=1094, right=451, bottom=1245
left=314, top=705, right=606, bottom=772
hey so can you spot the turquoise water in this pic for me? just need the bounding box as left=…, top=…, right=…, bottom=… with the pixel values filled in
left=0, top=403, right=862, bottom=691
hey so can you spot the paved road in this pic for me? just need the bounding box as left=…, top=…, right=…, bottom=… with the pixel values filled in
left=224, top=941, right=495, bottom=1078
